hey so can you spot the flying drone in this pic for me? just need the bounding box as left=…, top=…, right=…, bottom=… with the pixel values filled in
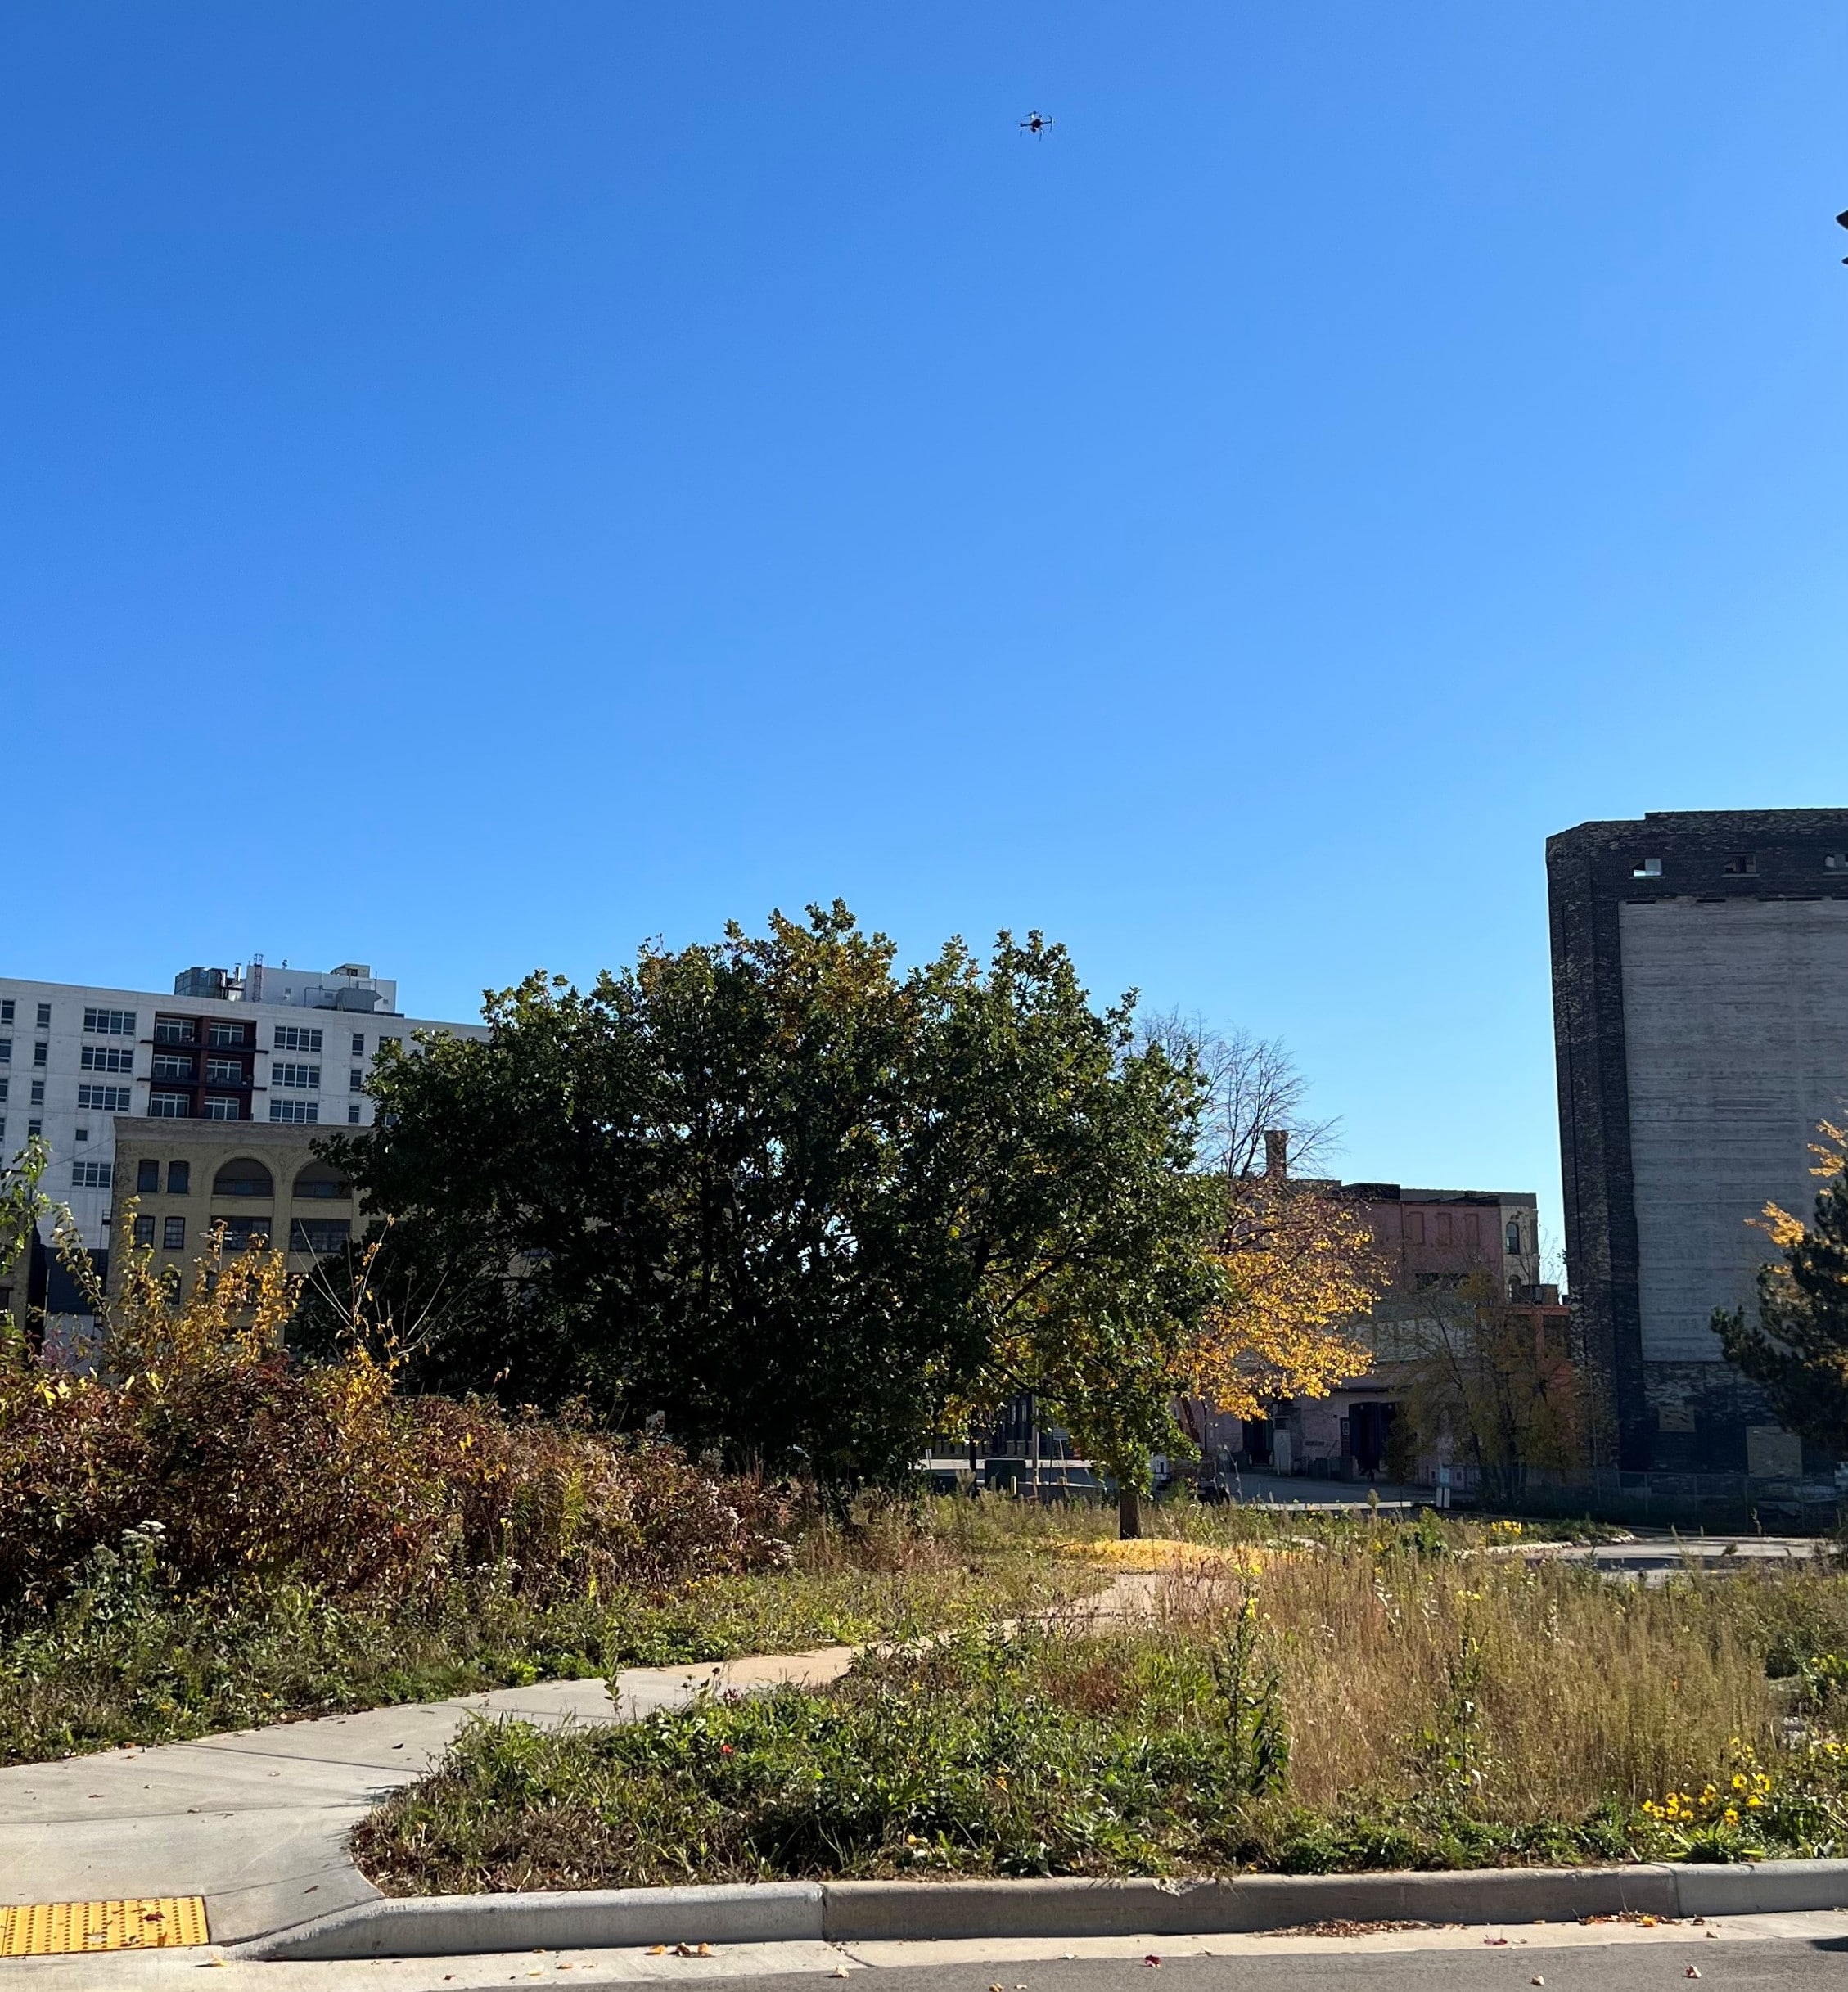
left=1019, top=111, right=1053, bottom=137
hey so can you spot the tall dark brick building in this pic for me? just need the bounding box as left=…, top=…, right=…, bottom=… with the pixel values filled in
left=1548, top=809, right=1848, bottom=1471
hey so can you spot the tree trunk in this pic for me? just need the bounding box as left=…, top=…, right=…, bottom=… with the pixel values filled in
left=1118, top=1484, right=1142, bottom=1539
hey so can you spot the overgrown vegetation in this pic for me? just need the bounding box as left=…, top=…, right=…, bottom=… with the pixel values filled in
left=1716, top=1120, right=1848, bottom=1453
left=0, top=1184, right=1082, bottom=1765
left=357, top=1523, right=1848, bottom=1891
left=0, top=1535, right=1076, bottom=1767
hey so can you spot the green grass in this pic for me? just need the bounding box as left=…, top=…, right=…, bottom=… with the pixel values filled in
left=0, top=1526, right=1092, bottom=1767
left=354, top=1618, right=1289, bottom=1892
left=354, top=1536, right=1848, bottom=1893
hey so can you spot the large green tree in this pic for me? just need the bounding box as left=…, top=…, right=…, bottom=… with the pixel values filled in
left=1715, top=1125, right=1848, bottom=1453
left=319, top=906, right=1221, bottom=1496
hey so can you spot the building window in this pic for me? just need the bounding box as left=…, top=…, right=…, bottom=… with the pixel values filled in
left=349, top=1067, right=365, bottom=1091
left=72, top=1160, right=113, bottom=1189
left=74, top=1127, right=88, bottom=1142
left=32, top=1043, right=47, bottom=1067
left=137, top=1158, right=160, bottom=1194
left=376, top=1032, right=402, bottom=1052
left=272, top=1061, right=321, bottom=1092
left=81, top=1044, right=134, bottom=1073
left=0, top=999, right=11, bottom=1024
left=149, top=1092, right=190, bottom=1118
left=202, top=1095, right=241, bottom=1120
left=290, top=1217, right=350, bottom=1256
left=77, top=1084, right=131, bottom=1112
left=351, top=1032, right=366, bottom=1056
left=153, top=1017, right=196, bottom=1044
left=1404, top=1209, right=1425, bottom=1244
left=163, top=1216, right=186, bottom=1251
left=1631, top=857, right=1662, bottom=878
left=26, top=1119, right=40, bottom=1138
left=1828, top=854, right=1848, bottom=872
left=269, top=1098, right=319, bottom=1124
left=348, top=1102, right=362, bottom=1124
left=29, top=1082, right=43, bottom=1106
left=133, top=1214, right=156, bottom=1246
left=0, top=1080, right=7, bottom=1103
left=214, top=1215, right=271, bottom=1251
left=168, top=1160, right=190, bottom=1195
left=1723, top=854, right=1758, bottom=876
left=152, top=1052, right=194, bottom=1081
left=83, top=1007, right=136, bottom=1036
left=0, top=1040, right=10, bottom=1063
left=1505, top=1218, right=1522, bottom=1254
left=1434, top=1210, right=1454, bottom=1246
left=208, top=1022, right=249, bottom=1048
left=35, top=1003, right=50, bottom=1029
left=204, top=1057, right=243, bottom=1085
left=273, top=1025, right=323, bottom=1053
left=214, top=1159, right=273, bottom=1197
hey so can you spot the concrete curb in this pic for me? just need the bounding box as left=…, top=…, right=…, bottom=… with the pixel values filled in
left=238, top=1859, right=1848, bottom=1961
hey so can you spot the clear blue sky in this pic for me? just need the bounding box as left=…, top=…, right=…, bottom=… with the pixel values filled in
left=7, top=5, right=1846, bottom=1245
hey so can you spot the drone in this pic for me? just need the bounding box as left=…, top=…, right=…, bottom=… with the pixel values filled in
left=1838, top=206, right=1848, bottom=263
left=1019, top=111, right=1053, bottom=138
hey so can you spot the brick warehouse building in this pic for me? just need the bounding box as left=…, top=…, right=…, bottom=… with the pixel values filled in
left=1548, top=808, right=1848, bottom=1471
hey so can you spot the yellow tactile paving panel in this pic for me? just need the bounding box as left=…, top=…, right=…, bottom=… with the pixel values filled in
left=0, top=1896, right=209, bottom=1955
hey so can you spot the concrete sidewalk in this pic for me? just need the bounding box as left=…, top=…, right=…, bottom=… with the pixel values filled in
left=0, top=1649, right=857, bottom=1946
left=0, top=1570, right=1174, bottom=1948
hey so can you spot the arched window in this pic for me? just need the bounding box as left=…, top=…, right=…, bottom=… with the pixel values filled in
left=1505, top=1219, right=1522, bottom=1255
left=292, top=1162, right=350, bottom=1201
left=212, top=1158, right=273, bottom=1199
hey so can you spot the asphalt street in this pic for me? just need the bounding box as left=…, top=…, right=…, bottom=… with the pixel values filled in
left=7, top=1914, right=1848, bottom=1992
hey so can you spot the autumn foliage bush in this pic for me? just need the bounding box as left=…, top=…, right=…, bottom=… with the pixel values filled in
left=0, top=1227, right=789, bottom=1625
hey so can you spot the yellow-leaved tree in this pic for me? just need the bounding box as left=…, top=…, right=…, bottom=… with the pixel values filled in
left=1192, top=1169, right=1379, bottom=1419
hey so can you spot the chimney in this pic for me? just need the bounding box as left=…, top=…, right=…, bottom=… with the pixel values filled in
left=1264, top=1129, right=1289, bottom=1179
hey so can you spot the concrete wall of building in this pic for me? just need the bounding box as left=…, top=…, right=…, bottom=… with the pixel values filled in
left=0, top=970, right=484, bottom=1253
left=1549, top=808, right=1848, bottom=1468
left=1620, top=897, right=1848, bottom=1367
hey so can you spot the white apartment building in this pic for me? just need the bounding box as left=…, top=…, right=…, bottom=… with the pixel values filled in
left=0, top=959, right=484, bottom=1253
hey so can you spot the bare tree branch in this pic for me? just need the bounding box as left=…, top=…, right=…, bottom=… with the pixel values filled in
left=1138, top=1009, right=1341, bottom=1181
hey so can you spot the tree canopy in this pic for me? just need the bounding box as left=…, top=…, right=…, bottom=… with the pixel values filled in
left=1715, top=1122, right=1848, bottom=1453
left=322, top=905, right=1225, bottom=1494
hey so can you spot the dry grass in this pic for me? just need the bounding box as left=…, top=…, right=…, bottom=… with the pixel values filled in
left=1146, top=1539, right=1778, bottom=1823
left=358, top=1521, right=1848, bottom=1889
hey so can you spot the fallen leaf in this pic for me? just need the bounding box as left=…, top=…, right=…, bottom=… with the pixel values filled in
left=1686, top=1972, right=1702, bottom=1981
left=1485, top=1938, right=1509, bottom=1947
left=1143, top=1958, right=1161, bottom=1969
left=1531, top=1978, right=1544, bottom=1987
left=647, top=1946, right=666, bottom=1956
